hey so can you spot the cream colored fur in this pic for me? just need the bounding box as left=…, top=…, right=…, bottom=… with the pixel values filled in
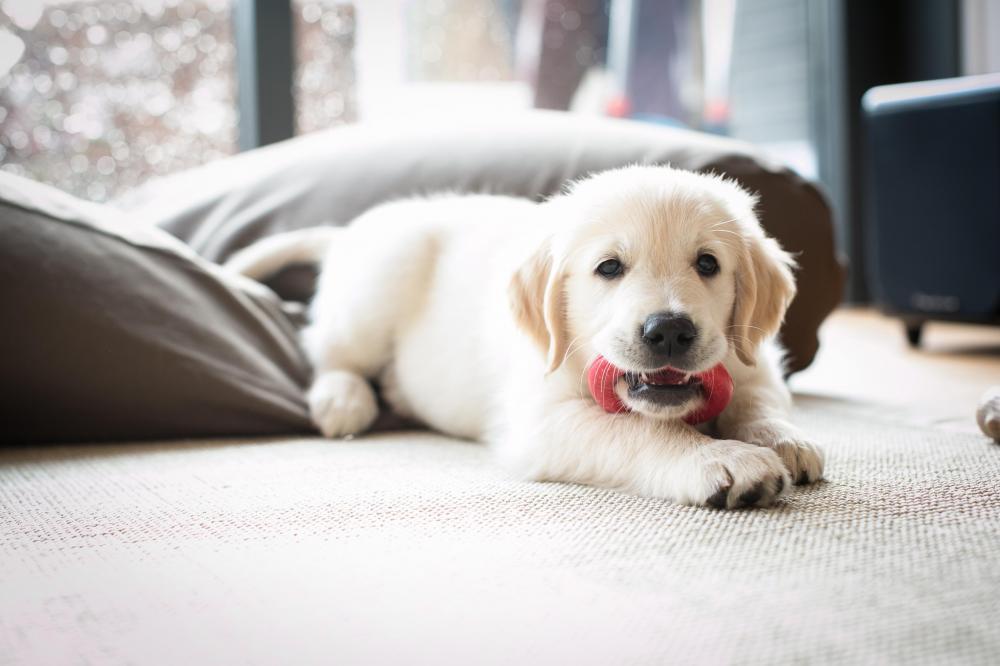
left=227, top=166, right=824, bottom=509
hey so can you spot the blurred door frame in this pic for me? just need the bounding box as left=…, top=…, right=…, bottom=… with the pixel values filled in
left=233, top=0, right=296, bottom=150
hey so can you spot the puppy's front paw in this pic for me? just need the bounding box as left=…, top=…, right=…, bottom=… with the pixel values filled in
left=308, top=371, right=378, bottom=438
left=685, top=440, right=791, bottom=509
left=735, top=421, right=825, bottom=485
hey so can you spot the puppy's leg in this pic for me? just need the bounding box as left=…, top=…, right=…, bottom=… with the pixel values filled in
left=302, top=222, right=435, bottom=438
left=497, top=400, right=790, bottom=509
left=302, top=308, right=383, bottom=439
left=718, top=353, right=824, bottom=485
left=306, top=369, right=379, bottom=438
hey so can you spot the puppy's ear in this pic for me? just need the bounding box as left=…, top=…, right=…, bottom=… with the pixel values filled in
left=508, top=239, right=569, bottom=373
left=731, top=233, right=797, bottom=366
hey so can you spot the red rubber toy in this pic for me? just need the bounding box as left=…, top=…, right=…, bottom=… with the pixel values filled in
left=587, top=356, right=734, bottom=425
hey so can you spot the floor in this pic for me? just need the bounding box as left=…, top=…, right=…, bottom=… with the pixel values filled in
left=2, top=308, right=999, bottom=665
left=791, top=307, right=1000, bottom=437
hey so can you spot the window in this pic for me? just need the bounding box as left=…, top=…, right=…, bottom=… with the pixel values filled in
left=0, top=0, right=238, bottom=202
left=2, top=0, right=833, bottom=204
left=293, top=0, right=356, bottom=133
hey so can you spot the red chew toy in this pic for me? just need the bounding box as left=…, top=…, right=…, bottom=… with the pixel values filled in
left=587, top=356, right=734, bottom=425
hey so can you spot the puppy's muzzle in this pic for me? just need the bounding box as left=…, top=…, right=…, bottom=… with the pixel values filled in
left=640, top=312, right=698, bottom=364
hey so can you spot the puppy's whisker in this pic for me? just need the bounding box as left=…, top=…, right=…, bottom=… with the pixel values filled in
left=726, top=333, right=754, bottom=348
left=559, top=333, right=595, bottom=397
left=599, top=356, right=613, bottom=396
left=726, top=324, right=767, bottom=334
left=563, top=344, right=586, bottom=363
left=705, top=238, right=736, bottom=250
left=707, top=217, right=741, bottom=229
left=560, top=335, right=588, bottom=366
left=577, top=364, right=592, bottom=397
left=561, top=333, right=584, bottom=356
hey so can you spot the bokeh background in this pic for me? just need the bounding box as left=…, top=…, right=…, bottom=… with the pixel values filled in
left=0, top=0, right=764, bottom=203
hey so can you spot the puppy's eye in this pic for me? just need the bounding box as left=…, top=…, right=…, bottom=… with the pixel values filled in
left=595, top=258, right=624, bottom=279
left=696, top=253, right=720, bottom=277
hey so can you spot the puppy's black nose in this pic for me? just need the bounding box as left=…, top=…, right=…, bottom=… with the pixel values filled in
left=641, top=313, right=698, bottom=359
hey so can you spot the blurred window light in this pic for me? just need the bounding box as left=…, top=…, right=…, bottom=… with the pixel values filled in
left=292, top=0, right=357, bottom=133
left=0, top=0, right=238, bottom=202
left=2, top=0, right=43, bottom=31
left=0, top=28, right=26, bottom=78
left=1, top=0, right=824, bottom=202
left=348, top=0, right=533, bottom=123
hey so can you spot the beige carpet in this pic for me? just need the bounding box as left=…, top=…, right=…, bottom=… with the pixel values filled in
left=2, top=311, right=999, bottom=665
left=2, top=400, right=999, bottom=665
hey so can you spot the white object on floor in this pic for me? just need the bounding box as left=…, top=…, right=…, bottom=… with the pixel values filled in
left=977, top=386, right=1000, bottom=441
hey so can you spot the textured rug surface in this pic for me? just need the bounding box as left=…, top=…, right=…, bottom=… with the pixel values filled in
left=2, top=398, right=999, bottom=665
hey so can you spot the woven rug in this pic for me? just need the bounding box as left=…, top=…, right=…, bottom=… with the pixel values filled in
left=2, top=397, right=998, bottom=665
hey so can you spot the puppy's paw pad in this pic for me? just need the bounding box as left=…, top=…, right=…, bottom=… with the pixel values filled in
left=308, top=372, right=378, bottom=439
left=705, top=484, right=731, bottom=510
left=737, top=483, right=764, bottom=507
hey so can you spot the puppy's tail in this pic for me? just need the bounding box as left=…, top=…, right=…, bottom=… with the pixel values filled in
left=224, top=227, right=342, bottom=280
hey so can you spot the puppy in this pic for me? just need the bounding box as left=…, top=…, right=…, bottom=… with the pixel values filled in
left=228, top=166, right=824, bottom=508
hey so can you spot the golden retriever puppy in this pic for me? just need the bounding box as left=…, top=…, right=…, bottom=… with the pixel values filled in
left=227, top=166, right=824, bottom=509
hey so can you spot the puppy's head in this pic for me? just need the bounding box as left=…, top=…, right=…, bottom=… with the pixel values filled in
left=509, top=165, right=796, bottom=420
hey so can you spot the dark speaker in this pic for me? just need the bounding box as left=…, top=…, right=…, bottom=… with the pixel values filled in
left=863, top=75, right=1000, bottom=346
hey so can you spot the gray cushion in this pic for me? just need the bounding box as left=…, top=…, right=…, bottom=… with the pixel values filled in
left=0, top=174, right=312, bottom=443
left=123, top=111, right=845, bottom=372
